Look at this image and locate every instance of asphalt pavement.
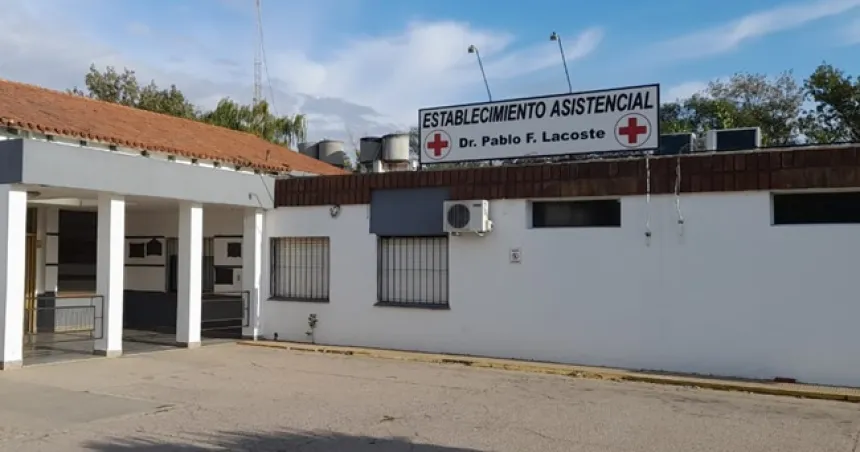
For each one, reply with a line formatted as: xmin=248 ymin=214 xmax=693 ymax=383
xmin=0 ymin=344 xmax=856 ymax=451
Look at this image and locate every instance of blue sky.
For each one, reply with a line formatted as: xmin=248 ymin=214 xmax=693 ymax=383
xmin=1 ymin=0 xmax=860 ymax=141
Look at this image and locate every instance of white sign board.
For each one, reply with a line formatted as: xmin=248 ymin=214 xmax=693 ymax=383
xmin=418 ymin=84 xmax=660 ymax=163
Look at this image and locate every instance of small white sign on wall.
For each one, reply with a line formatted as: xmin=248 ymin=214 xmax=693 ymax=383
xmin=509 ymin=248 xmax=522 ymax=264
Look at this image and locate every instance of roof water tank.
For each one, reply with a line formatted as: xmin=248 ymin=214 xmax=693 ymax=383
xmin=318 ymin=139 xmax=347 ymax=167
xmin=297 ymin=142 xmax=318 ymax=159
xmin=359 ymin=137 xmax=382 ymax=163
xmin=381 ymin=133 xmax=410 ymax=162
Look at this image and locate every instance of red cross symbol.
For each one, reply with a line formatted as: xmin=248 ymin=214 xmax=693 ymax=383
xmin=614 ymin=113 xmax=651 ymax=148
xmin=424 ymin=130 xmax=451 ymax=160
xmin=618 ymin=117 xmax=648 ymax=144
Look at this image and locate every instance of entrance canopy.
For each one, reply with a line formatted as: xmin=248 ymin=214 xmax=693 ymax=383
xmin=0 ymin=138 xmax=274 ymax=209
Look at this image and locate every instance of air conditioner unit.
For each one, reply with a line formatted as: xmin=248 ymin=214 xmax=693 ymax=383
xmin=705 ymin=127 xmax=762 ymax=152
xmin=657 ymin=133 xmax=696 ymax=155
xmin=443 ymin=200 xmax=493 ymax=234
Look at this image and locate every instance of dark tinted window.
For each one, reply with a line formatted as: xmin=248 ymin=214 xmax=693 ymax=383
xmin=214 ymin=267 xmax=234 ymax=285
xmin=773 ymin=192 xmax=860 ymax=225
xmin=57 ymin=210 xmax=97 ymax=292
xmin=532 ymin=200 xmax=621 ymax=228
xmin=226 ymin=242 xmax=242 ymax=258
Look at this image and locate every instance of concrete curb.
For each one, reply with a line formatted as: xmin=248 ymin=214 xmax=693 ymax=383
xmin=238 ymin=341 xmax=860 ymax=403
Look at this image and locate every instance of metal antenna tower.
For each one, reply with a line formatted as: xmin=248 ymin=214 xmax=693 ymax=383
xmin=253 ymin=0 xmax=263 ymax=106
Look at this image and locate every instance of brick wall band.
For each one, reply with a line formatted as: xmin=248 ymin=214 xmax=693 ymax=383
xmin=274 ymin=145 xmax=860 ymax=207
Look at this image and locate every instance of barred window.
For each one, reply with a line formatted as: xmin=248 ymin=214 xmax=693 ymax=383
xmin=377 ymin=236 xmax=449 ymax=308
xmin=270 ymin=237 xmax=330 ymax=301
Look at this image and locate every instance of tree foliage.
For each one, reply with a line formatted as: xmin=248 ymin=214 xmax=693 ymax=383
xmin=69 ymin=64 xmax=306 ymax=147
xmin=660 ymin=71 xmax=805 ymax=146
xmin=69 ymin=65 xmax=197 ymax=119
xmin=658 ymin=64 xmax=860 ymax=148
xmin=200 ymin=98 xmax=306 ymax=146
xmin=802 ymin=63 xmax=860 ymax=144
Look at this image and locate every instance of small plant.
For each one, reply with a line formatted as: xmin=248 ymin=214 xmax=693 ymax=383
xmin=305 ymin=313 xmax=318 ymax=344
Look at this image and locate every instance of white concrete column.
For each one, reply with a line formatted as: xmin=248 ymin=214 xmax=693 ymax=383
xmin=241 ymin=209 xmax=264 ymax=339
xmin=43 ymin=208 xmax=59 ymax=294
xmin=94 ymin=194 xmax=125 ymax=357
xmin=0 ymin=186 xmax=27 ymax=370
xmin=176 ymin=202 xmax=202 ymax=348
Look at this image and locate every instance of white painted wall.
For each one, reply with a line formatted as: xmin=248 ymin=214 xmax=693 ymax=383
xmin=123 ymin=206 xmax=244 ymax=292
xmin=262 ymin=192 xmax=860 ymax=387
xmin=125 ymin=207 xmax=244 ymax=237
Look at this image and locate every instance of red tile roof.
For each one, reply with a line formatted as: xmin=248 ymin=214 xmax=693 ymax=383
xmin=0 ymin=79 xmax=348 ymax=175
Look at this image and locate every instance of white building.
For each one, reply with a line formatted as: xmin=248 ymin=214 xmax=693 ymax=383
xmin=265 ymin=147 xmax=860 ymax=388
xmin=1 ymin=79 xmax=859 ymax=388
xmin=0 ymin=79 xmax=344 ymax=368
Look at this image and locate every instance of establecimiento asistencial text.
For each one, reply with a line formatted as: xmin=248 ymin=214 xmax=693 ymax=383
xmin=421 ymin=90 xmax=656 ymax=129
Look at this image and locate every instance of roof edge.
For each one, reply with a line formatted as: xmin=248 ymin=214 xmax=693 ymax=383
xmin=0 ymin=125 xmax=290 ymax=174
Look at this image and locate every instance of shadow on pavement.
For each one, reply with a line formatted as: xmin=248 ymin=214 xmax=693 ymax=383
xmin=82 ymin=429 xmax=481 ymax=451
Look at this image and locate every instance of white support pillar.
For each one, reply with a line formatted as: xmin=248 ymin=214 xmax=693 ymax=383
xmin=176 ymin=202 xmax=202 ymax=348
xmin=241 ymin=209 xmax=263 ymax=339
xmin=0 ymin=186 xmax=27 ymax=370
xmin=94 ymin=194 xmax=125 ymax=357
xmin=43 ymin=208 xmax=59 ymax=294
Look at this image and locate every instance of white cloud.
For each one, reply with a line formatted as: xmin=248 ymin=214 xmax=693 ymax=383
xmin=126 ymin=22 xmax=151 ymax=37
xmin=664 ymin=81 xmax=709 ymax=102
xmin=485 ymin=28 xmax=603 ymax=80
xmin=268 ymin=22 xmax=604 ymax=124
xmin=654 ymin=0 xmax=860 ymax=59
xmin=840 ymin=16 xmax=860 ymax=43
xmin=0 ymin=0 xmax=603 ymax=139
xmin=304 ymin=113 xmax=347 ymax=134
xmin=0 ymin=1 xmax=122 ymax=88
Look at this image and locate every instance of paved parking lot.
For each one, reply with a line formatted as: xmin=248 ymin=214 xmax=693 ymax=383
xmin=0 ymin=344 xmax=857 ymax=452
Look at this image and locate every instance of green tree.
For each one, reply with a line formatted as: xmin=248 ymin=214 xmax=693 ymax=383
xmin=409 ymin=126 xmax=420 ymax=160
xmin=274 ymin=109 xmax=308 ymax=147
xmin=802 ymin=63 xmax=860 ymax=144
xmin=200 ymin=99 xmax=307 ymax=146
xmin=70 ymin=64 xmax=307 ymax=147
xmin=659 ymin=72 xmax=805 ymax=146
xmin=659 ymin=101 xmax=696 ymax=134
xmin=705 ymin=72 xmax=804 ymax=145
xmin=137 ymin=83 xmax=198 ymax=119
xmin=69 ymin=64 xmax=197 ymax=119
xmin=199 ymin=98 xmax=245 ymax=131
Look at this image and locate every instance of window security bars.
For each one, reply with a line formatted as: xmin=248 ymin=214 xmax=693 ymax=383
xmin=270 ymin=237 xmax=331 ymax=301
xmin=377 ymin=236 xmax=449 ymax=308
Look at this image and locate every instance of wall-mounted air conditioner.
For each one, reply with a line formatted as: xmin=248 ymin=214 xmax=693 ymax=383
xmin=442 ymin=200 xmax=492 ymax=234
